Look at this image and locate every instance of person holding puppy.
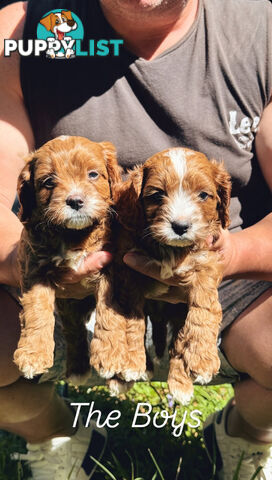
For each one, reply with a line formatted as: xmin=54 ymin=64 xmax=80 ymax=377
xmin=0 ymin=0 xmax=272 ymax=478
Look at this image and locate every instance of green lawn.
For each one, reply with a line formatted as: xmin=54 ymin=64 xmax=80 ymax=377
xmin=0 ymin=382 xmax=233 ymax=480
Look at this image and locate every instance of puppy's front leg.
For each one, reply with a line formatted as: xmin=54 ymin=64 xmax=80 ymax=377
xmin=14 ymin=284 xmax=56 ymax=379
xmin=167 ymin=304 xmax=194 ymax=405
xmin=122 ymin=304 xmax=146 ymax=382
xmin=181 ymin=269 xmax=222 ymax=385
xmin=90 ymin=274 xmax=128 ymax=379
xmin=56 ymin=296 xmax=94 ymax=384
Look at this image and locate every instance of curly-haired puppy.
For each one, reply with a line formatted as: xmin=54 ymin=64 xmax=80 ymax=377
xmin=90 ymin=147 xmax=231 ymax=404
xmin=14 ymin=136 xmax=121 ymax=381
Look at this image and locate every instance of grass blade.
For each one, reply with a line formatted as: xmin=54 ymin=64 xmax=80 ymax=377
xmin=232 ymin=452 xmax=244 ymax=480
xmin=125 ymin=450 xmax=135 ymax=480
xmin=67 ymin=458 xmax=77 ymax=480
xmin=90 ymin=456 xmax=117 ymax=480
xmin=148 ymin=449 xmax=164 ymax=480
xmin=175 ymin=457 xmax=182 ymax=480
xmin=250 ymin=466 xmax=263 ymax=480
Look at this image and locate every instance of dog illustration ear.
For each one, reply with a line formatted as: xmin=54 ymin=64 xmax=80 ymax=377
xmin=40 ymin=13 xmax=54 ymax=31
xmin=17 ymin=155 xmax=37 ymax=224
xmin=211 ymin=160 xmax=231 ymax=229
xmin=61 ymin=10 xmax=73 ymax=21
xmin=100 ymin=141 xmax=122 ymax=186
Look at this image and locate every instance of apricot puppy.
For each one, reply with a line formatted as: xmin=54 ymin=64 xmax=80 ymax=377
xmin=91 ymin=147 xmax=231 ymax=404
xmin=14 ymin=136 xmax=121 ymax=381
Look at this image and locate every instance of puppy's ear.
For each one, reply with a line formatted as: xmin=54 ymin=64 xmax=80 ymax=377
xmin=17 ymin=155 xmax=37 ymax=224
xmin=40 ymin=13 xmax=54 ymax=31
xmin=211 ymin=160 xmax=231 ymax=229
xmin=115 ymin=166 xmax=145 ymax=231
xmin=100 ymin=141 xmax=122 ymax=186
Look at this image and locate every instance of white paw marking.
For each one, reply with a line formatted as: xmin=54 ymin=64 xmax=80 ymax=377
xmin=170 ymin=388 xmax=194 ymax=406
xmin=122 ymin=369 xmax=147 ymax=382
xmin=99 ymin=369 xmax=116 ymax=379
xmin=194 ymin=373 xmax=213 ymax=385
xmin=21 ymin=365 xmax=48 ymax=379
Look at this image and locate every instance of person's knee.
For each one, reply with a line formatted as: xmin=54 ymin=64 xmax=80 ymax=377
xmin=221 ymin=289 xmax=272 ymax=390
xmin=251 ymin=370 xmax=272 ymax=390
xmin=0 ymin=287 xmax=21 ymax=386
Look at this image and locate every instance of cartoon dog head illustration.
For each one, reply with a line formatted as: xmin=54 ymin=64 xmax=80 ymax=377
xmin=40 ymin=10 xmax=78 ymax=41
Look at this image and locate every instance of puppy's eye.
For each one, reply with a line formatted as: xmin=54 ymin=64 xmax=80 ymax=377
xmin=55 ymin=19 xmax=60 ymax=24
xmin=198 ymin=191 xmax=209 ymax=201
xmin=88 ymin=170 xmax=99 ymax=180
xmin=146 ymin=189 xmax=165 ymax=202
xmin=42 ymin=177 xmax=55 ymax=189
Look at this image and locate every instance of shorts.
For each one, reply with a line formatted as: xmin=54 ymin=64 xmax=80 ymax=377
xmin=3 ymin=278 xmax=271 ymax=386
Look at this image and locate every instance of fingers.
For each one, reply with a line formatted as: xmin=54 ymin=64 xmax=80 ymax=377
xmin=210 ymin=227 xmax=228 ymax=251
xmin=206 ymin=234 xmax=214 ymax=248
xmin=78 ymin=251 xmax=112 ymax=274
xmin=123 ymin=253 xmax=178 ymax=286
xmin=62 ymin=251 xmax=112 ymax=284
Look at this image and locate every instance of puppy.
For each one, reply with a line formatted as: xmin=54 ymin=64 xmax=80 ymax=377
xmin=90 ymin=147 xmax=231 ymax=404
xmin=40 ymin=10 xmax=77 ymax=40
xmin=40 ymin=10 xmax=77 ymax=58
xmin=14 ymin=136 xmax=120 ymax=381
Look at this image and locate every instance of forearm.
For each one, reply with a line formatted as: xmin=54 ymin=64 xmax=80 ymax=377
xmin=224 ymin=213 xmax=272 ymax=281
xmin=0 ymin=203 xmax=22 ymax=286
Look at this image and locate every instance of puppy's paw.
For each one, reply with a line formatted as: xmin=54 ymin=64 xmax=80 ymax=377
xmin=189 ymin=352 xmax=220 ymax=385
xmin=107 ymin=377 xmax=134 ymax=396
xmin=121 ymin=368 xmax=148 ymax=382
xmin=193 ymin=372 xmax=213 ymax=385
xmin=121 ymin=351 xmax=146 ymax=382
xmin=168 ymin=377 xmax=194 ymax=406
xmin=90 ymin=337 xmax=127 ymax=379
xmin=90 ymin=354 xmax=124 ymax=379
xmin=13 ymin=348 xmax=53 ymax=379
xmin=98 ymin=367 xmax=119 ymax=379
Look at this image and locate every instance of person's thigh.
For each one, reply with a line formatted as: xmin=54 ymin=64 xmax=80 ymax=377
xmin=0 ymin=286 xmax=21 ymax=386
xmin=221 ymin=287 xmax=272 ymax=389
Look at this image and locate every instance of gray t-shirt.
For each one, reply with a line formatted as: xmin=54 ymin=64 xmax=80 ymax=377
xmin=21 ymin=0 xmax=272 ymax=230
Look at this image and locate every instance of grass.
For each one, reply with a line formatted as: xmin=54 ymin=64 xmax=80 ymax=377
xmin=0 ymin=382 xmax=234 ymax=480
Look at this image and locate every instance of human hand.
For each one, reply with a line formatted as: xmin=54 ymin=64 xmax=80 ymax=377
xmin=123 ymin=230 xmax=237 ymax=302
xmin=210 ymin=228 xmax=237 ymax=279
xmin=54 ymin=251 xmax=112 ymax=299
xmin=123 ymin=252 xmax=187 ymax=304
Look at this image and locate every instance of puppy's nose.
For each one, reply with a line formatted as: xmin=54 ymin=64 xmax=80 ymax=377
xmin=171 ymin=221 xmax=190 ymax=236
xmin=66 ymin=195 xmax=84 ymax=211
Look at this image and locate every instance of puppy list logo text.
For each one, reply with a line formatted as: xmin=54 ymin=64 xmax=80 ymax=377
xmin=4 ymin=9 xmax=123 ymax=59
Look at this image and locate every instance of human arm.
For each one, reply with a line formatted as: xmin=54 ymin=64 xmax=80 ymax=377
xmin=0 ymin=2 xmax=31 ymax=286
xmin=0 ymin=2 xmax=111 ymax=287
xmin=217 ymin=98 xmax=272 ymax=281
